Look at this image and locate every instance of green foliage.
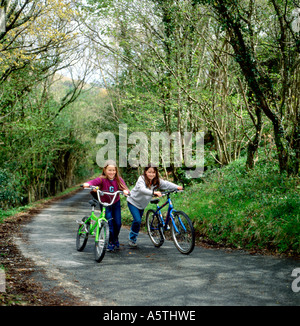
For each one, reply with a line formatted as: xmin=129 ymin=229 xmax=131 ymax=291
xmin=0 ymin=67 xmax=97 ymax=206
xmin=173 ymin=158 xmax=300 ymax=254
xmin=0 ymin=169 xmax=22 ymax=210
xmin=1 ymin=0 xmax=299 ymax=258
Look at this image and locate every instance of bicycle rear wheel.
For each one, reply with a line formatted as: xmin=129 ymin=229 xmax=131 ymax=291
xmin=146 ymin=209 xmax=164 ymax=247
xmin=76 ymin=216 xmax=89 ymax=251
xmin=171 ymin=211 xmax=195 ymax=254
xmin=94 ymin=220 xmax=109 ymax=263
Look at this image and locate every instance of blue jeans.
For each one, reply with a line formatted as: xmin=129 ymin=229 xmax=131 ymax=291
xmin=105 ymin=200 xmax=122 ymax=244
xmin=128 ymin=202 xmax=144 ymax=243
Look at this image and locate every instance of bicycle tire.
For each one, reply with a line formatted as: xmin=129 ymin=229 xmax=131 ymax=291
xmin=94 ymin=220 xmax=109 ymax=263
xmin=171 ymin=211 xmax=195 ymax=254
xmin=76 ymin=216 xmax=89 ymax=251
xmin=146 ymin=209 xmax=164 ymax=247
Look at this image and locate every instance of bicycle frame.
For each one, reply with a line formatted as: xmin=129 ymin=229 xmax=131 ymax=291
xmin=77 ymin=187 xmax=123 ymax=241
xmin=147 ymin=189 xmax=195 ymax=255
xmin=83 ymin=206 xmax=108 ymax=242
xmin=153 ymin=194 xmax=185 ymax=234
xmin=77 ymin=186 xmax=125 ymax=262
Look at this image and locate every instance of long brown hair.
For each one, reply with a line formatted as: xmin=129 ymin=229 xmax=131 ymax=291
xmin=143 ymin=166 xmax=160 ymax=189
xmin=100 ymin=160 xmax=128 ymax=191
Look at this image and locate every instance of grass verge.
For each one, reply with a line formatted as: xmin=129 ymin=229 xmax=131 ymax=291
xmin=171 ymin=158 xmax=299 ymax=255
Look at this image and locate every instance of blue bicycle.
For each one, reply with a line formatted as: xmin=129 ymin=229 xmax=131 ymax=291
xmin=146 ymin=190 xmax=195 ymax=254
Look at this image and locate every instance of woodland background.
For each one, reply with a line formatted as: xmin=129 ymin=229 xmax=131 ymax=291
xmin=0 ymin=0 xmax=299 ymax=254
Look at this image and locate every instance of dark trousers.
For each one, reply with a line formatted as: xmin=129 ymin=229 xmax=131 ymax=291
xmin=127 ymin=202 xmax=144 ymax=243
xmin=105 ymin=200 xmax=122 ymax=244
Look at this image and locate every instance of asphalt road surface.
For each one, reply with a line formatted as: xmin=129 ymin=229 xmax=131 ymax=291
xmin=15 ymin=189 xmax=299 ymax=306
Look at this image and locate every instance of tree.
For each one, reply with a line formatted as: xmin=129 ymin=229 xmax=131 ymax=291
xmin=0 ymin=0 xmax=93 ymax=204
xmin=79 ymin=0 xmax=299 ymax=175
xmin=81 ymin=0 xmax=249 ymax=172
xmin=197 ymin=0 xmax=300 ymax=175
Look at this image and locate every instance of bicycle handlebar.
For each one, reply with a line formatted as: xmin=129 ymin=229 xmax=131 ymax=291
xmin=80 ymin=185 xmax=128 ymax=207
xmin=159 ymin=189 xmax=183 ymax=197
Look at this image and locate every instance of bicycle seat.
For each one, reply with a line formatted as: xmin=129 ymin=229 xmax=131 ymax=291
xmin=89 ymin=199 xmax=99 ymax=207
xmin=150 ymin=198 xmax=160 ymax=204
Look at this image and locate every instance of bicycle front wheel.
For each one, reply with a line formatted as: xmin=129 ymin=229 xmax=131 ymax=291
xmin=76 ymin=216 xmax=89 ymax=251
xmin=171 ymin=211 xmax=195 ymax=254
xmin=146 ymin=209 xmax=164 ymax=247
xmin=94 ymin=220 xmax=109 ymax=263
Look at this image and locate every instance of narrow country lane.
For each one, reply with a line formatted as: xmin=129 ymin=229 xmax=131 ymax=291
xmin=15 ymin=190 xmax=299 ymax=306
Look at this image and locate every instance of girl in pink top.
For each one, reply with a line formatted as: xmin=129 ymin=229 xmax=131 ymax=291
xmin=83 ymin=160 xmax=129 ymax=251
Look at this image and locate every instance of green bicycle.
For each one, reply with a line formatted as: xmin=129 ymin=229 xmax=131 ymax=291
xmin=76 ymin=186 xmax=123 ymax=263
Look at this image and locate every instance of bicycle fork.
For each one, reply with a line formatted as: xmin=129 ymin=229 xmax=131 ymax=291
xmin=171 ymin=212 xmax=188 ymax=235
xmin=76 ymin=219 xmax=89 ymax=234
xmin=158 ymin=199 xmax=187 ymax=236
xmin=95 ymin=220 xmax=101 ymax=242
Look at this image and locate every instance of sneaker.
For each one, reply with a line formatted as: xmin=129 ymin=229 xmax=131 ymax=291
xmin=107 ymin=243 xmax=115 ymax=252
xmin=128 ymin=240 xmax=137 ymax=248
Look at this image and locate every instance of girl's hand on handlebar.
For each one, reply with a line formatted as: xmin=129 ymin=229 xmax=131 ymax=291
xmin=153 ymin=191 xmax=162 ymax=197
xmin=82 ymin=183 xmax=98 ymax=192
xmin=123 ymin=189 xmax=130 ymax=196
xmin=177 ymin=186 xmax=183 ymax=191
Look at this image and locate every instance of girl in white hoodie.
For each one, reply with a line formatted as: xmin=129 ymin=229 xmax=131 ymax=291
xmin=127 ymin=166 xmax=183 ymax=247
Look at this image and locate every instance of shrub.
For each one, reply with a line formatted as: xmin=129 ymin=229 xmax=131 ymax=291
xmin=0 ymin=169 xmax=22 ymax=210
xmin=173 ymin=158 xmax=300 ymax=255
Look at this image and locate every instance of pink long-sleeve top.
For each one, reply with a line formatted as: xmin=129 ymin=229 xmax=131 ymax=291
xmin=87 ymin=176 xmax=127 ymax=204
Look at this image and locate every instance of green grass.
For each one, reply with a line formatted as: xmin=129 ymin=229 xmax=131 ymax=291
xmin=170 ymin=158 xmax=300 ymax=254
